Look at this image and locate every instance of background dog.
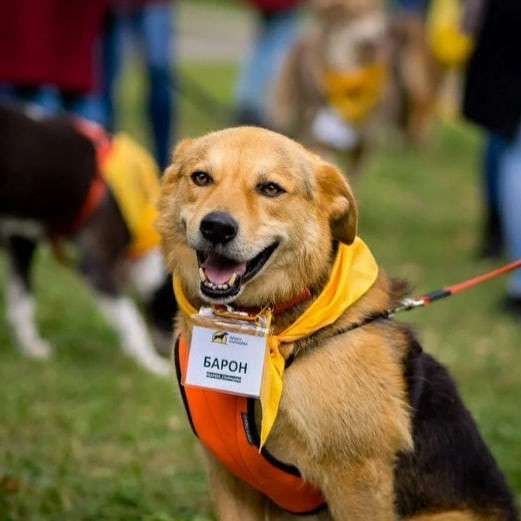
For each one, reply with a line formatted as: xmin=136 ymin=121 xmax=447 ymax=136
xmin=0 ymin=104 xmax=176 ymax=376
xmin=272 ymin=0 xmax=388 ymax=177
xmin=158 ymin=126 xmax=518 ymax=520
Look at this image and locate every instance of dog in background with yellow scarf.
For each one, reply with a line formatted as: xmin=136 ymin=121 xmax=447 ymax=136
xmin=158 ymin=127 xmax=517 ymax=521
xmin=0 ymin=104 xmax=175 ymax=376
xmin=271 ymin=0 xmax=388 ymax=178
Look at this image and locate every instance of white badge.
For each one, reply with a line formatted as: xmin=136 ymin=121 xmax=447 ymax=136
xmin=185 ymin=325 xmax=268 ymax=398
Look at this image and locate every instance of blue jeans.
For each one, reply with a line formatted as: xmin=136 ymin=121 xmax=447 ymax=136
xmin=101 ymin=2 xmax=175 ymax=170
xmin=483 ymin=134 xmax=508 ymax=224
xmin=499 ymin=127 xmax=521 ymax=298
xmin=235 ymin=10 xmax=299 ymax=125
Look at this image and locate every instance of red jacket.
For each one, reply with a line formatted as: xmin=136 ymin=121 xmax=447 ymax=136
xmin=0 ymin=0 xmax=108 ymax=93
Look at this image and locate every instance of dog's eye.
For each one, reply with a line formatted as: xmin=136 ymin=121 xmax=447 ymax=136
xmin=257 ymin=181 xmax=286 ymax=198
xmin=191 ymin=171 xmax=213 ymax=187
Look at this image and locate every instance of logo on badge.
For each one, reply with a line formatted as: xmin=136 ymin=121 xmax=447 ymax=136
xmin=211 ymin=331 xmax=229 ymax=344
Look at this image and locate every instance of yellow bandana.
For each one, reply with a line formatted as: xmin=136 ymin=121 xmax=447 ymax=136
xmin=427 ymin=0 xmax=473 ymax=69
xmin=101 ymin=133 xmax=161 ymax=258
xmin=174 ymin=237 xmax=378 ymax=447
xmin=324 ymin=64 xmax=386 ymax=124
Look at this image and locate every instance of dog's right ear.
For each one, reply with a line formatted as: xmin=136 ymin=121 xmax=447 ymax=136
xmin=317 ymin=162 xmax=358 ymax=245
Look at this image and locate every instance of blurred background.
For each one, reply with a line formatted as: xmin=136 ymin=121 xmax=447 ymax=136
xmin=0 ymin=0 xmax=520 ymax=519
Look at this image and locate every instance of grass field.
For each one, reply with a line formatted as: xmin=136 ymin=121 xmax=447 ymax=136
xmin=1 ymin=60 xmax=520 ymax=520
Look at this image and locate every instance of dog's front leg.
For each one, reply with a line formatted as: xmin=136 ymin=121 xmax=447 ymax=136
xmin=78 ymin=245 xmax=170 ymax=376
xmin=205 ymin=450 xmax=266 ymax=521
xmin=320 ymin=458 xmax=397 ymax=521
xmin=96 ymin=294 xmax=170 ymax=376
xmin=5 ymin=235 xmax=51 ymax=358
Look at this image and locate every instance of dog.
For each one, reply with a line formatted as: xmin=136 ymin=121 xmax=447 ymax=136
xmin=158 ymin=126 xmax=518 ymax=520
xmin=0 ymin=104 xmax=176 ymax=376
xmin=272 ymin=0 xmax=388 ymax=177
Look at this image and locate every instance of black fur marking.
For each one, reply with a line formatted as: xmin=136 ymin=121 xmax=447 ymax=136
xmin=7 ymin=235 xmax=37 ymax=290
xmin=76 ymin=193 xmax=130 ymax=296
xmin=395 ymin=329 xmax=519 ymax=520
xmin=146 ymin=274 xmax=178 ymax=333
xmin=0 ymin=104 xmax=96 ymax=230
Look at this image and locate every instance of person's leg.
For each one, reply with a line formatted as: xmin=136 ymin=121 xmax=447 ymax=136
xmin=138 ymin=2 xmax=175 ymax=171
xmin=99 ymin=9 xmax=124 ymax=131
xmin=57 ymin=9 xmax=123 ymax=126
xmin=234 ymin=9 xmax=300 ymax=127
xmin=391 ymin=0 xmax=428 ymax=16
xmin=480 ymin=133 xmax=508 ymax=258
xmin=499 ymin=126 xmax=521 ymax=303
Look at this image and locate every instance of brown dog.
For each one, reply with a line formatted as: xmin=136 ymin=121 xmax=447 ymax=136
xmin=272 ymin=0 xmax=388 ymax=177
xmin=158 ymin=127 xmax=517 ymax=521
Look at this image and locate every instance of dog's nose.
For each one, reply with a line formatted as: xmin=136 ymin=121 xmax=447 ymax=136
xmin=200 ymin=212 xmax=238 ymax=245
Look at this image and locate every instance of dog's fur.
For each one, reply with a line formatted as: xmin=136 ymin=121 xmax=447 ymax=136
xmin=387 ymin=8 xmax=442 ymax=145
xmin=272 ymin=0 xmax=388 ymax=177
xmin=158 ymin=127 xmax=518 ymax=520
xmin=0 ymin=104 xmax=176 ymax=375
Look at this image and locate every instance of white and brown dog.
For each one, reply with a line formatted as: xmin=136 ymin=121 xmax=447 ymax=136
xmin=272 ymin=0 xmax=388 ymax=177
xmin=0 ymin=104 xmax=176 ymax=376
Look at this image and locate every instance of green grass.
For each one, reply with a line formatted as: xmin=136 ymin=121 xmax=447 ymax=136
xmin=1 ymin=61 xmax=520 ymax=519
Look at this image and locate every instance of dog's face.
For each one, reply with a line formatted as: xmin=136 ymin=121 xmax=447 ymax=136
xmin=322 ymin=10 xmax=387 ymax=73
xmin=158 ymin=127 xmax=357 ymax=307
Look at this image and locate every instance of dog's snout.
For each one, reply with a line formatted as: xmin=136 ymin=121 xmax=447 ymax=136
xmin=200 ymin=212 xmax=238 ymax=245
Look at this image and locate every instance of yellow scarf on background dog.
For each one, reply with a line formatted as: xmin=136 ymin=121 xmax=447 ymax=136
xmin=174 ymin=237 xmax=378 ymax=447
xmin=101 ymin=133 xmax=161 ymax=258
xmin=324 ymin=64 xmax=386 ymax=124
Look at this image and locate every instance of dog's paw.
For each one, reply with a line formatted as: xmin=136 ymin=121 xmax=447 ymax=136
xmin=20 ymin=338 xmax=53 ymax=359
xmin=139 ymin=353 xmax=171 ymax=377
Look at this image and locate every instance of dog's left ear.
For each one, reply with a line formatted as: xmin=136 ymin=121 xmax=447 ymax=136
xmin=317 ymin=162 xmax=358 ymax=244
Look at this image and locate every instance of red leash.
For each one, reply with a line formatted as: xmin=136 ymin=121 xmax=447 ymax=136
xmin=411 ymin=258 xmax=521 ymax=309
xmin=329 ymin=259 xmax=521 ymax=335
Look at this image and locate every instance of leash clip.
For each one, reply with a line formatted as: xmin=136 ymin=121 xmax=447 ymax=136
xmin=390 ymin=297 xmax=426 ymax=316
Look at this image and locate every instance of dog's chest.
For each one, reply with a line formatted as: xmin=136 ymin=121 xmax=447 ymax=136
xmin=262 ymin=335 xmax=413 ymax=475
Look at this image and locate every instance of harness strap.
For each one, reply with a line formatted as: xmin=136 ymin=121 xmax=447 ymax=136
xmin=68 ymin=174 xmax=108 ymax=233
xmin=53 ymin=119 xmax=112 ymax=238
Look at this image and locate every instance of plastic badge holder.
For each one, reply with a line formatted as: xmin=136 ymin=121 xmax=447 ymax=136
xmin=184 ymin=307 xmax=272 ymax=398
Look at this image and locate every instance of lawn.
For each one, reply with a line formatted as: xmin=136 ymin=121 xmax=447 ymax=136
xmin=1 ymin=60 xmax=520 ymax=520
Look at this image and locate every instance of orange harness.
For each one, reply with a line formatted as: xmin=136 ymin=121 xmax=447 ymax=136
xmin=70 ymin=119 xmax=112 ymax=233
xmin=174 ymin=335 xmax=326 ymax=515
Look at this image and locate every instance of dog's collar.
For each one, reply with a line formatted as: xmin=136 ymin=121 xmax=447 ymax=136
xmin=211 ymin=288 xmax=313 ymax=318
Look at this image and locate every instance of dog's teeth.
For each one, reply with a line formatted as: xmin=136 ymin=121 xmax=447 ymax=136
xmin=199 ymin=268 xmax=206 ymax=282
xmin=229 ymin=273 xmax=237 ymax=286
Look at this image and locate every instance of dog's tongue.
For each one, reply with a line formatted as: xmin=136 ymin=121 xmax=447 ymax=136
xmin=202 ymin=253 xmax=247 ymax=285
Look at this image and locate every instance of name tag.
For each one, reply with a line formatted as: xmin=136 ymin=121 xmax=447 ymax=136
xmin=185 ymin=325 xmax=268 ymax=398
